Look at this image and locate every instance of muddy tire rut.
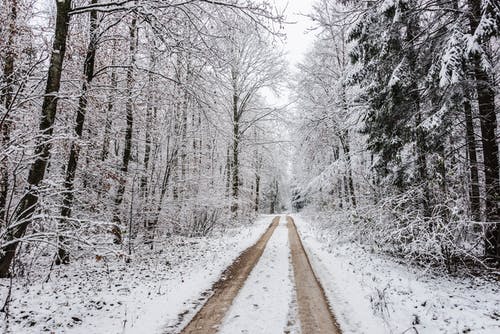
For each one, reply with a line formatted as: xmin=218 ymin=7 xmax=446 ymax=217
xmin=287 ymin=216 xmax=342 ymax=334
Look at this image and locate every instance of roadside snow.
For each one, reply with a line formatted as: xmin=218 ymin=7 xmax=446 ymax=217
xmin=0 ymin=216 xmax=273 ymax=334
xmin=219 ymin=215 xmax=295 ymax=334
xmin=292 ymin=214 xmax=500 ymax=334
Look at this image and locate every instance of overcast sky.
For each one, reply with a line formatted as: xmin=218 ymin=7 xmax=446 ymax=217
xmin=275 ymin=0 xmax=316 ymax=68
xmin=261 ymin=0 xmax=316 ymax=106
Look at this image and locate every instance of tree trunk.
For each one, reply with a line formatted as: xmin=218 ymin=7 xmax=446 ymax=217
xmin=140 ymin=53 xmax=156 ymax=228
xmin=231 ymin=73 xmax=239 ymax=213
xmin=96 ymin=61 xmax=116 ymax=202
xmin=339 ymin=83 xmax=356 ymax=209
xmin=332 ymin=146 xmax=343 ymax=209
xmin=463 ymin=97 xmax=481 ymax=221
xmin=405 ymin=5 xmax=430 ymax=216
xmin=180 ymin=90 xmax=188 ymax=197
xmin=141 ymin=102 xmax=152 ymax=195
xmin=468 ymin=0 xmax=500 ymax=261
xmin=153 ymin=161 xmax=174 ymax=227
xmin=0 ymin=0 xmax=17 ymax=226
xmin=340 ymin=131 xmax=357 ymax=208
xmin=254 ymin=172 xmax=260 ymax=212
xmin=0 ymin=0 xmax=72 ymax=278
xmin=112 ymin=16 xmax=137 ymax=244
xmin=415 ymin=111 xmax=430 ymax=214
xmin=56 ymin=1 xmax=98 ymax=265
xmin=100 ymin=50 xmax=117 ymax=163
xmin=225 ymin=146 xmax=231 ymax=196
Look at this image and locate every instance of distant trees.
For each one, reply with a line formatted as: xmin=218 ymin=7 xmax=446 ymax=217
xmin=293 ymin=2 xmax=362 ymax=212
xmin=293 ymin=0 xmax=500 ymax=268
xmin=213 ymin=25 xmax=286 ymax=213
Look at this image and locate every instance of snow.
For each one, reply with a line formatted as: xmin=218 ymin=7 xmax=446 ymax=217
xmin=219 ymin=215 xmax=294 ymax=334
xmin=4 ymin=213 xmax=498 ymax=334
xmin=378 ymin=0 xmax=396 ymax=15
xmin=421 ymin=105 xmax=445 ymax=131
xmin=439 ymin=28 xmax=464 ymax=87
xmin=0 ymin=216 xmax=273 ymax=334
xmin=292 ymin=214 xmax=500 ymax=334
xmin=388 ymin=61 xmax=403 ymax=88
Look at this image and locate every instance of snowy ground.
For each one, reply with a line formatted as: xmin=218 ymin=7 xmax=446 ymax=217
xmin=3 ymin=213 xmax=498 ymax=334
xmin=0 ymin=216 xmax=272 ymax=334
xmin=219 ymin=216 xmax=297 ymax=334
xmin=293 ymin=214 xmax=500 ymax=334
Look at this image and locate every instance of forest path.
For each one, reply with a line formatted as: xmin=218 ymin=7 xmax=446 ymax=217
xmin=179 ymin=216 xmax=280 ymax=334
xmin=178 ymin=215 xmax=341 ymax=334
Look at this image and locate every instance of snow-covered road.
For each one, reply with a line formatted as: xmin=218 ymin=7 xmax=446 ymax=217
xmin=0 ymin=217 xmax=275 ymax=334
xmin=183 ymin=215 xmax=339 ymax=334
xmin=182 ymin=214 xmax=500 ymax=334
xmin=218 ymin=216 xmax=294 ymax=334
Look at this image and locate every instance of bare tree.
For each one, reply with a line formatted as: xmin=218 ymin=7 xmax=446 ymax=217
xmin=0 ymin=0 xmax=18 ymax=226
xmin=213 ymin=23 xmax=285 ymax=213
xmin=0 ymin=0 xmax=73 ymax=277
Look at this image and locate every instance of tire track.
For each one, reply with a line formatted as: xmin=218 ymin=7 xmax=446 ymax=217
xmin=287 ymin=215 xmax=342 ymax=334
xmin=179 ymin=216 xmax=280 ymax=334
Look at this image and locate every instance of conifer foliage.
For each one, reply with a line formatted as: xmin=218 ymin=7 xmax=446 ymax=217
xmin=293 ymin=0 xmax=500 ymax=269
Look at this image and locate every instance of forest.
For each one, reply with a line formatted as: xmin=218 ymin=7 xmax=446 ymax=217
xmin=292 ymin=0 xmax=500 ymax=271
xmin=0 ymin=0 xmax=499 ymax=333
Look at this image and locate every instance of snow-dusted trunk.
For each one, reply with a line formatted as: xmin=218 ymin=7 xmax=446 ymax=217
xmin=463 ymin=97 xmax=480 ymax=221
xmin=112 ymin=16 xmax=137 ymax=244
xmin=332 ymin=146 xmax=344 ymax=209
xmin=100 ymin=51 xmax=117 ymax=163
xmin=96 ymin=53 xmax=117 ymax=204
xmin=339 ymin=57 xmax=356 ymax=209
xmin=0 ymin=0 xmax=17 ymax=225
xmin=467 ymin=0 xmax=500 ymax=261
xmin=180 ymin=88 xmax=188 ymax=196
xmin=231 ymin=69 xmax=240 ymax=213
xmin=56 ymin=1 xmax=98 ymax=265
xmin=0 ymin=0 xmax=72 ymax=277
xmin=340 ymin=131 xmax=356 ymax=208
xmin=153 ymin=154 xmax=174 ymax=228
xmin=225 ymin=146 xmax=231 ymax=196
xmin=140 ymin=52 xmax=158 ymax=228
xmin=254 ymin=152 xmax=262 ymax=212
xmin=406 ymin=8 xmax=429 ymax=216
xmin=415 ymin=110 xmax=429 ymax=214
xmin=141 ymin=77 xmax=154 ymax=196
xmin=254 ymin=173 xmax=260 ymax=212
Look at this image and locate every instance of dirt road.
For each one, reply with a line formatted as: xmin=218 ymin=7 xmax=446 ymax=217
xmin=180 ymin=216 xmax=280 ymax=334
xmin=178 ymin=215 xmax=341 ymax=334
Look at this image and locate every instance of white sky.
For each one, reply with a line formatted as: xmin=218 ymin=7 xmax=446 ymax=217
xmin=274 ymin=0 xmax=317 ymax=68
xmin=263 ymin=0 xmax=317 ymax=106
